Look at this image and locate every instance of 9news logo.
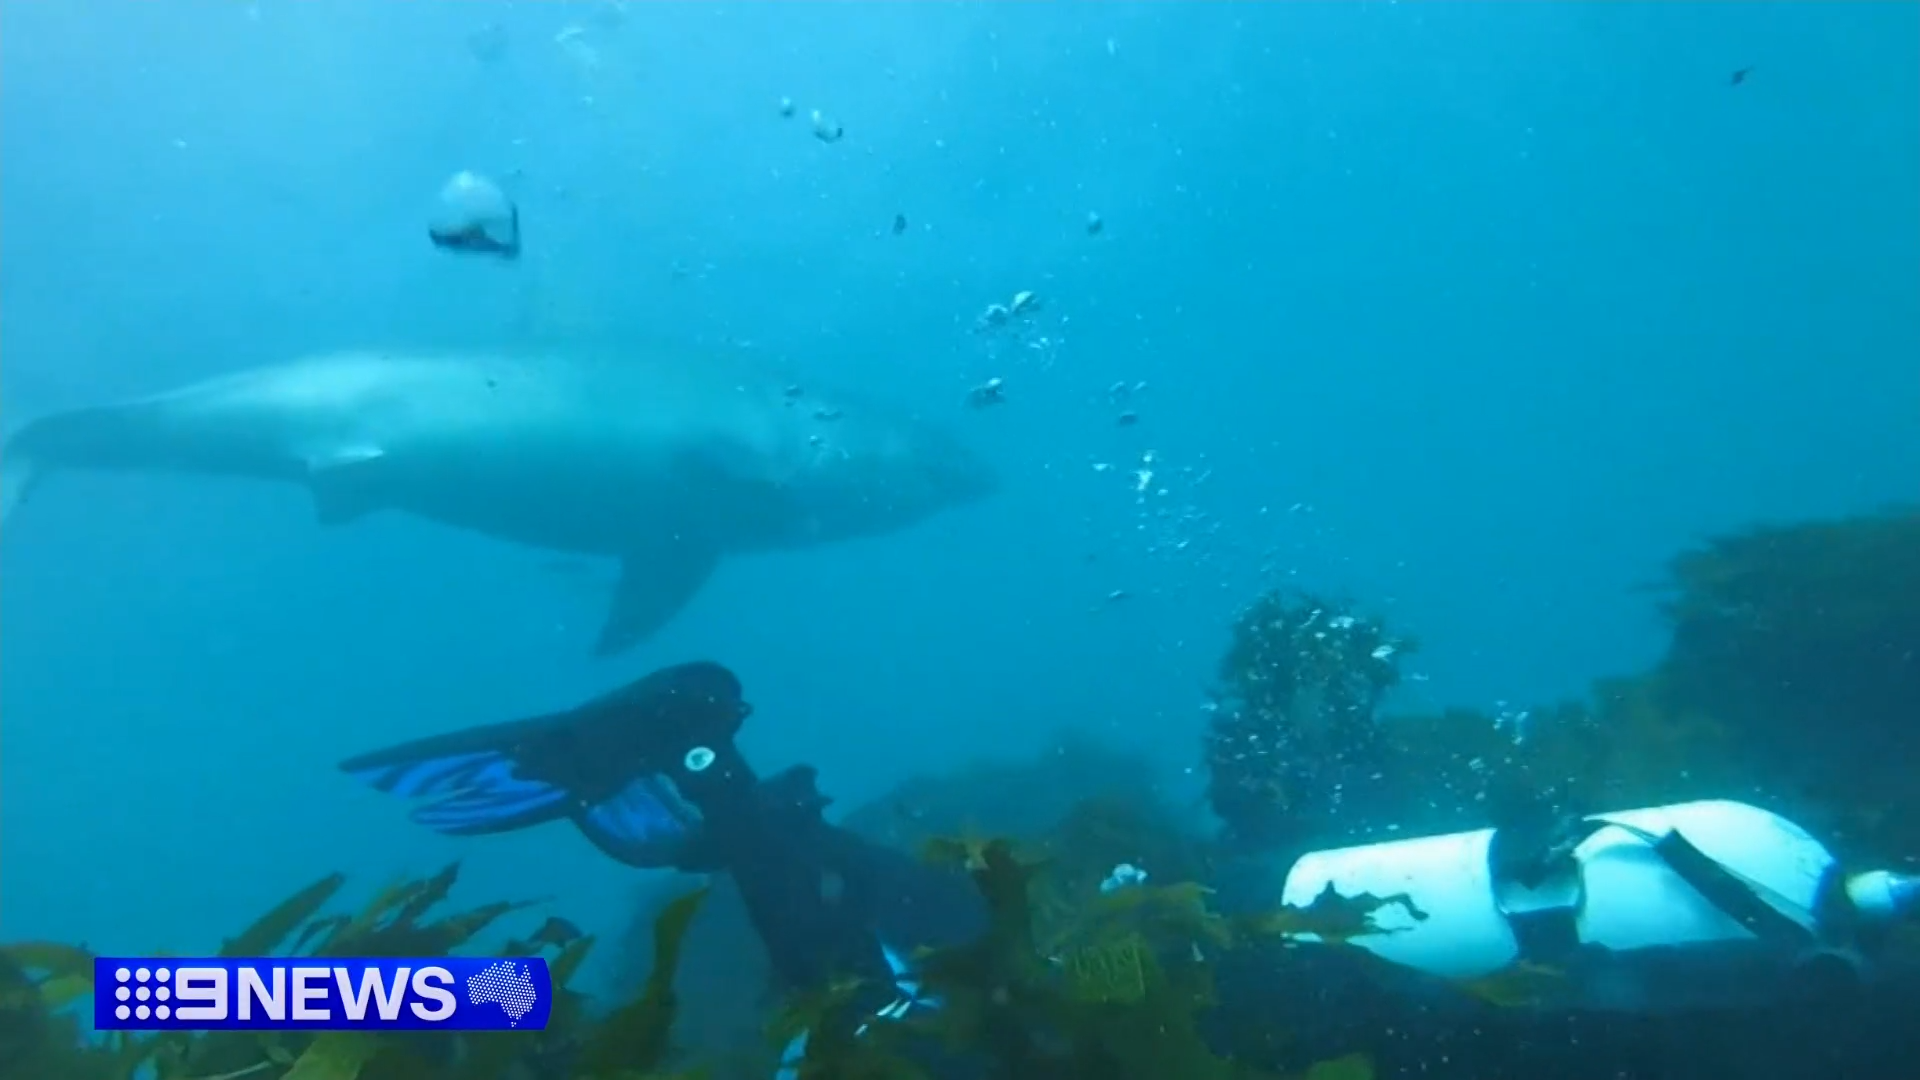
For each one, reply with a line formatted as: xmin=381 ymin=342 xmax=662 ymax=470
xmin=94 ymin=957 xmax=552 ymax=1032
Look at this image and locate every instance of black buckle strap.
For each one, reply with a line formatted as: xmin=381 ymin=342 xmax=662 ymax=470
xmin=1632 ymin=823 xmax=1815 ymax=949
xmin=1489 ymin=817 xmax=1603 ymax=964
xmin=1490 ymin=813 xmax=1820 ymax=963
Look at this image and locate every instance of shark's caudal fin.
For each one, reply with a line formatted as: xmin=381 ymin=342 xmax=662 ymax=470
xmin=1 ymin=403 xmax=162 ymax=529
xmin=595 ymin=537 xmax=721 ymax=656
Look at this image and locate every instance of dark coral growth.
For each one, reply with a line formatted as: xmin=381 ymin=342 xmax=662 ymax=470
xmin=1377 ymin=679 xmax=1744 ymax=837
xmin=1205 ymin=590 xmax=1416 ymax=849
xmin=1658 ymin=506 xmax=1920 ymax=733
xmin=1652 ymin=506 xmax=1920 ymax=854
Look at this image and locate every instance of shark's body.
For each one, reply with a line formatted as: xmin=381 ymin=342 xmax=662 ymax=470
xmin=0 ymin=348 xmax=996 ymax=653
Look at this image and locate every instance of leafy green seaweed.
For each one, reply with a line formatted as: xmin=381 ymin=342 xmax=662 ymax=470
xmin=771 ymin=830 xmax=1394 ymax=1080
xmin=575 ymin=885 xmax=707 ymax=1079
xmin=0 ymin=864 xmax=710 ymax=1080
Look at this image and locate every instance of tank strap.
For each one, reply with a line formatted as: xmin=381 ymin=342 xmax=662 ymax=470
xmin=1489 ymin=817 xmax=1595 ymax=964
xmin=1614 ymin=821 xmax=1817 ymax=948
xmin=1490 ymin=816 xmax=1818 ymax=963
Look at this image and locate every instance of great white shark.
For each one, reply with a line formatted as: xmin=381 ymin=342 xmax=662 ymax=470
xmin=0 ymin=348 xmax=997 ymax=654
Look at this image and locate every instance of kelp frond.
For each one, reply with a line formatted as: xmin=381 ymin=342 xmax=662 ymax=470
xmin=1 ymin=865 xmax=711 ymax=1080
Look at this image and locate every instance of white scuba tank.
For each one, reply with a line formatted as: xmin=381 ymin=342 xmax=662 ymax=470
xmin=1278 ymin=799 xmax=1916 ymax=1009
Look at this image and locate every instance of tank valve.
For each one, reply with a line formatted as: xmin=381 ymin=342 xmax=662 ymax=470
xmin=1846 ymin=870 xmax=1920 ymax=922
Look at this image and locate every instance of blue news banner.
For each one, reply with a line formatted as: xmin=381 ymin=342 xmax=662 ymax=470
xmin=94 ymin=957 xmax=552 ymax=1032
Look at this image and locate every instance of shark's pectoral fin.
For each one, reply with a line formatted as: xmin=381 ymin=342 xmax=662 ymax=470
xmin=595 ymin=537 xmax=720 ymax=656
xmin=305 ymin=444 xmax=389 ymax=527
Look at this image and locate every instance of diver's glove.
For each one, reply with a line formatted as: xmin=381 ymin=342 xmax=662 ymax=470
xmin=774 ymin=941 xmax=942 ymax=1080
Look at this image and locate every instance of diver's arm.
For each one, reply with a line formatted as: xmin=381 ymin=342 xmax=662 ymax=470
xmin=818 ymin=826 xmax=988 ymax=955
xmin=684 ymin=764 xmax=984 ymax=991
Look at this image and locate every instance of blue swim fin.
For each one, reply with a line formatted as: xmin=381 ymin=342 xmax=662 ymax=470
xmin=342 ymin=714 xmax=707 ymax=866
xmin=344 ymin=746 xmax=574 ymax=836
xmin=572 ymin=773 xmax=705 ymax=868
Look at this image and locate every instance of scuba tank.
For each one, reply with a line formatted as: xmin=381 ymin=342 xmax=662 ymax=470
xmin=1274 ymin=799 xmax=1919 ymax=1011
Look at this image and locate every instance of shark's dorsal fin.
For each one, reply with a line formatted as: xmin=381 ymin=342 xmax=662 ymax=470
xmin=306 ymin=444 xmax=389 ymax=527
xmin=596 ymin=537 xmax=721 ymax=656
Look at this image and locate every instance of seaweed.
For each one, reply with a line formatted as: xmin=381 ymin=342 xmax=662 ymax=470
xmin=0 ymin=863 xmax=711 ymax=1080
xmin=1236 ymin=883 xmax=1426 ymax=944
xmin=0 ymin=943 xmax=127 ymax=1080
xmin=774 ymin=829 xmax=1391 ymax=1080
xmin=574 ymin=886 xmax=707 ymax=1078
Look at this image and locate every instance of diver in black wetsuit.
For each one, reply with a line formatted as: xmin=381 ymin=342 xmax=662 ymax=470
xmin=339 ymin=661 xmax=986 ymax=1007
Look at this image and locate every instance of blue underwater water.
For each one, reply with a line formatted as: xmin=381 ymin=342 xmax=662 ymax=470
xmin=0 ymin=0 xmax=1916 ymax=1025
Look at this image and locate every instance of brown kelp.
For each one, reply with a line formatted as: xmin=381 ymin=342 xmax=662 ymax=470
xmin=772 ymin=829 xmax=1393 ymax=1080
xmin=0 ymin=864 xmax=710 ymax=1080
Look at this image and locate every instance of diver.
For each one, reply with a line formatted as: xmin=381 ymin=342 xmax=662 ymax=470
xmin=339 ymin=661 xmax=986 ymax=1015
